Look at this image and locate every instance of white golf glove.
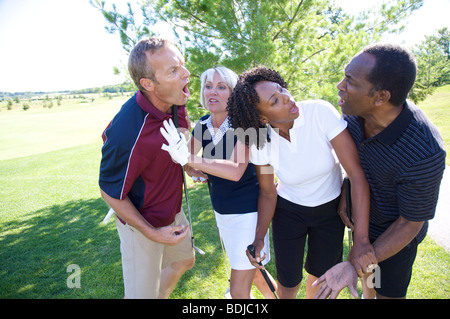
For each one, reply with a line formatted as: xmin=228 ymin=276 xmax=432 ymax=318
xmin=160 ymin=119 xmax=190 ymax=166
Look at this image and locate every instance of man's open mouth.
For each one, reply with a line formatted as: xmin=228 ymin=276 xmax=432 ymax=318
xmin=183 ymin=83 xmax=190 ymax=97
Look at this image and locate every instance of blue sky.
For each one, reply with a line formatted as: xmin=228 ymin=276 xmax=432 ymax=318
xmin=0 ymin=0 xmax=449 ymax=93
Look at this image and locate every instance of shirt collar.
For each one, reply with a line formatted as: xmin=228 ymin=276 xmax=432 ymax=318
xmin=267 ymin=103 xmax=304 ymax=139
xmin=136 ymin=90 xmax=178 ymax=121
xmin=359 ymin=101 xmax=414 ymax=145
xmin=200 ymin=115 xmax=231 ymax=145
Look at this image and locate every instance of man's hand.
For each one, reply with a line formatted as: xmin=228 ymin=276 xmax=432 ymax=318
xmin=153 ymin=224 xmax=189 ymax=246
xmin=348 ymin=240 xmax=378 ymax=277
xmin=312 ymin=261 xmax=359 ymax=299
xmin=160 ymin=119 xmax=190 ymax=166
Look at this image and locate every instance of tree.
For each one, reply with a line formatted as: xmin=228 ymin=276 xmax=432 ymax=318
xmin=91 ymin=0 xmax=423 ymax=119
xmin=410 ymin=27 xmax=450 ymax=103
xmin=436 ymin=28 xmax=450 ymax=61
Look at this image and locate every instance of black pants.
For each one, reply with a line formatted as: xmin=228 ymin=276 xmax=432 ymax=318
xmin=371 ymin=237 xmax=418 ymax=298
xmin=272 ymin=195 xmax=344 ymax=288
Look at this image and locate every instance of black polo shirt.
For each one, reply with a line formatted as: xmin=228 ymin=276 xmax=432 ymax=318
xmin=345 ymin=101 xmax=446 ymax=243
xmin=191 ymin=114 xmax=259 ymax=215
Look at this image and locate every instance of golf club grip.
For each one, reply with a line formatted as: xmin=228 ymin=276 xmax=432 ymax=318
xmin=247 ymin=245 xmax=261 ymax=265
xmin=171 ymin=105 xmax=179 ymax=128
xmin=247 ymin=245 xmax=276 ymax=292
xmin=344 ymin=177 xmax=352 ymax=222
xmin=207 ymin=180 xmax=212 ymax=194
xmin=172 ymin=105 xmax=194 ymax=242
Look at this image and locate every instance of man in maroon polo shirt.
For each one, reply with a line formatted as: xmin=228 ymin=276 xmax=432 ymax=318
xmin=99 ymin=37 xmax=195 ymax=299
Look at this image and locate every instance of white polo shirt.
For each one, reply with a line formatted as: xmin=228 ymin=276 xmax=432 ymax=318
xmin=250 ymin=99 xmax=347 ymax=207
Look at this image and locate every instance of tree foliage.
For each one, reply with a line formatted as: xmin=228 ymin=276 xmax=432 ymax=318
xmin=91 ymin=0 xmax=423 ymax=119
xmin=410 ymin=28 xmax=450 ymax=103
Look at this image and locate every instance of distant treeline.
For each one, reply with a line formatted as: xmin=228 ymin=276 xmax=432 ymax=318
xmin=0 ymin=82 xmax=136 ymax=101
xmin=69 ymin=82 xmax=136 ymax=95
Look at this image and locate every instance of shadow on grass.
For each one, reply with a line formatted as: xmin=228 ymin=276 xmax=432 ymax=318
xmin=0 ymin=181 xmax=354 ymax=299
xmin=176 ymin=183 xmax=354 ymax=299
xmin=172 ymin=183 xmax=233 ymax=299
xmin=0 ymin=183 xmax=238 ymax=299
xmin=0 ymin=198 xmax=122 ymax=298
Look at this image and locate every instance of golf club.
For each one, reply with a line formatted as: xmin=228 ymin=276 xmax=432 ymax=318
xmin=172 ymin=105 xmax=205 ymax=256
xmin=344 ymin=177 xmax=353 ymax=250
xmin=247 ymin=245 xmax=279 ymax=299
xmin=103 ymin=207 xmax=115 ymax=224
xmin=182 ymin=170 xmax=205 ymax=255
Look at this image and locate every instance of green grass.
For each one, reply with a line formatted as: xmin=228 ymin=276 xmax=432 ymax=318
xmin=417 ymin=84 xmax=450 ymax=165
xmin=0 ymin=143 xmax=122 ymax=298
xmin=0 ymin=91 xmax=449 ymax=299
xmin=0 ymin=95 xmax=124 ymax=160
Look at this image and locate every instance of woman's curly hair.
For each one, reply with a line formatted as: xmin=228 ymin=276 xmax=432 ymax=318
xmin=227 ymin=66 xmax=287 ymax=149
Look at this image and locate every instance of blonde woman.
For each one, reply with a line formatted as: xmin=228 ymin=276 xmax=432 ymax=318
xmin=186 ymin=67 xmax=276 ymax=299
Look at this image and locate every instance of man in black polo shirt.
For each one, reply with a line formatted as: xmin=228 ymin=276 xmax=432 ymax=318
xmin=314 ymin=43 xmax=446 ymax=299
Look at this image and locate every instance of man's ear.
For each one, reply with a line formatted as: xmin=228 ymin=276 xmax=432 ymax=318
xmin=374 ymin=89 xmax=391 ymax=106
xmin=140 ymin=78 xmax=154 ymax=92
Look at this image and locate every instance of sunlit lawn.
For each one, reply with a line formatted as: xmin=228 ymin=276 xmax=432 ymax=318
xmin=418 ymin=85 xmax=450 ymax=165
xmin=0 ymin=91 xmax=448 ymax=299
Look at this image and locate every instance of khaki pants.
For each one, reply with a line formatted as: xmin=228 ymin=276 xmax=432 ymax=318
xmin=115 ymin=210 xmax=195 ymax=298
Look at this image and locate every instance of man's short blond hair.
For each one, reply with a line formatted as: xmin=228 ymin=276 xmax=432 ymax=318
xmin=128 ymin=37 xmax=172 ymax=91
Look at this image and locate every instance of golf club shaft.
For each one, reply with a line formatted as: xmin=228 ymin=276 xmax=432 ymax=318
xmin=344 ymin=177 xmax=353 ymax=249
xmin=247 ymin=245 xmax=279 ymax=299
xmin=182 ymin=170 xmax=194 ymax=243
xmin=172 ymin=105 xmax=205 ymax=255
xmin=181 ymin=159 xmax=205 ymax=255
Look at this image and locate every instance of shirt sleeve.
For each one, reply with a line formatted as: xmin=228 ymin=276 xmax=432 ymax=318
xmin=398 ymin=151 xmax=446 ymax=221
xmin=99 ymin=120 xmax=150 ymax=201
xmin=316 ymin=100 xmax=347 ymax=141
xmin=99 ymin=143 xmax=139 ymax=200
xmin=249 ymin=143 xmax=270 ymax=166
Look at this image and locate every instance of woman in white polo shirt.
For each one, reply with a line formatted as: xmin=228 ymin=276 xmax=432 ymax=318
xmin=226 ymin=67 xmax=377 ymax=299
